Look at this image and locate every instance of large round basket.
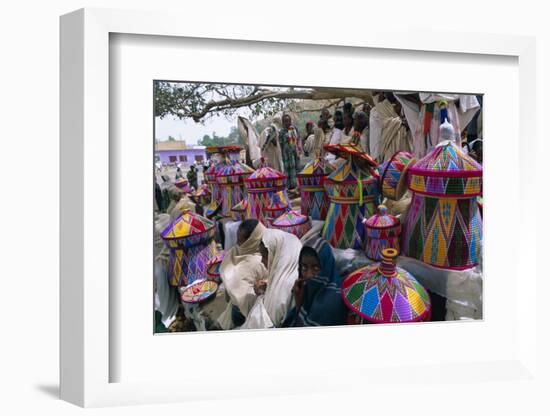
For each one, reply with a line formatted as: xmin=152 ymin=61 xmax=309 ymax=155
xmin=160 ymin=211 xmax=218 ymax=287
xmin=342 ymin=248 xmax=432 ymax=323
xmin=402 ymin=140 xmax=482 ymax=269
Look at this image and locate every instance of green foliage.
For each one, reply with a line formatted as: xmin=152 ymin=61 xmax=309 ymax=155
xmin=197 ymin=130 xmax=239 ymax=147
xmin=154 ymin=81 xmax=298 ymax=122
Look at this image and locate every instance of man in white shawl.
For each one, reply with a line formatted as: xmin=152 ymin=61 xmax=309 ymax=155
xmin=369 ymin=92 xmax=413 ymax=162
xmin=394 ymin=93 xmax=480 ymax=158
xmin=241 ymin=228 xmax=302 ymax=329
xmin=216 ymin=219 xmax=267 ymax=330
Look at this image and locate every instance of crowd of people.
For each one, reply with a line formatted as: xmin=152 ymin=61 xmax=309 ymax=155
xmin=256 ymin=91 xmax=482 ymax=195
xmin=154 ymin=90 xmax=483 ymax=332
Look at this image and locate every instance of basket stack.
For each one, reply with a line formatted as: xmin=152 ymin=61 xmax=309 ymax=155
xmin=216 ymin=159 xmax=254 ymax=220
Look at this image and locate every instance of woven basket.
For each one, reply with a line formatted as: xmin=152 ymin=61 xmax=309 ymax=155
xmin=297 ymin=157 xmax=334 ymax=220
xmin=244 ymin=166 xmax=289 ymax=224
xmin=160 ymin=211 xmax=218 ymax=287
xmin=322 ymin=152 xmax=380 ymax=249
xmin=363 ymin=205 xmax=401 ymax=261
xmin=216 ymin=160 xmax=253 ymax=220
xmin=270 ymin=209 xmax=312 ymax=238
xmin=180 ymin=279 xmax=219 ymax=304
xmin=342 ymin=248 xmax=432 ymax=323
xmin=378 ymin=151 xmax=416 ymax=201
xmin=402 ymin=140 xmax=482 ymax=269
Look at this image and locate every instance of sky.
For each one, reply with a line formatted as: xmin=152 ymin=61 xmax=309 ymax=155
xmin=154 ymin=114 xmax=237 ymax=145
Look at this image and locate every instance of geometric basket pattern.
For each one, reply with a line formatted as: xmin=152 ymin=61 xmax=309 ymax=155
xmin=364 ymin=206 xmax=401 ymax=261
xmin=402 ymin=194 xmax=482 ymax=269
xmin=342 ymin=263 xmax=432 ymax=323
xmin=341 ymin=249 xmax=432 ymax=323
xmin=297 ymin=157 xmax=333 ymax=220
xmin=216 ymin=160 xmax=254 ymax=221
xmin=160 ymin=212 xmax=218 ymax=287
xmin=403 ymin=140 xmax=482 ymax=270
xmin=244 ymin=166 xmax=289 ymax=224
xmin=322 ymin=160 xmax=380 ymax=249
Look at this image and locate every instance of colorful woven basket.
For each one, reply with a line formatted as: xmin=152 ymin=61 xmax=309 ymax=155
xmin=402 ymin=140 xmax=482 ymax=269
xmin=322 ymin=144 xmax=380 ymax=249
xmin=204 ymin=146 xmax=243 ymax=219
xmin=180 ymin=279 xmax=219 ymax=304
xmin=378 ymin=151 xmax=416 ymax=201
xmin=364 ymin=205 xmax=401 ymax=261
xmin=160 ymin=211 xmax=218 ymax=287
xmin=270 ymin=209 xmax=312 ymax=238
xmin=342 ymin=248 xmax=432 ymax=323
xmin=206 ymin=250 xmax=226 ymax=283
xmin=216 ymin=160 xmax=254 ymax=220
xmin=244 ymin=165 xmax=289 ymax=224
xmin=297 ymin=157 xmax=334 ymax=220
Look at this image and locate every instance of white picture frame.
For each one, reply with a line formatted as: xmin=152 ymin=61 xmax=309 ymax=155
xmin=60 ymin=7 xmax=541 ymax=408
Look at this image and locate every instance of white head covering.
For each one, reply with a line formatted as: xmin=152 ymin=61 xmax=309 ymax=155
xmin=217 ymin=222 xmax=267 ymax=329
xmin=241 ymin=228 xmax=301 ymax=329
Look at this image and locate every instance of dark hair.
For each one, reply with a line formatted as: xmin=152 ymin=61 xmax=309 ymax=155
xmin=334 ymin=110 xmax=344 ymax=130
xmin=238 ymin=219 xmax=259 ymax=241
xmin=343 ymin=102 xmax=353 ymax=115
xmin=298 ymin=246 xmax=319 ymax=278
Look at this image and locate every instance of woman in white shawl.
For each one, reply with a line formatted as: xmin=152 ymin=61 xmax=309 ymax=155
xmin=241 ymin=228 xmax=302 ymax=329
xmin=216 ymin=220 xmax=267 ymax=330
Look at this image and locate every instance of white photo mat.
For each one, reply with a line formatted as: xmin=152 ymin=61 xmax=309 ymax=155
xmin=60 ymin=8 xmax=538 ymax=408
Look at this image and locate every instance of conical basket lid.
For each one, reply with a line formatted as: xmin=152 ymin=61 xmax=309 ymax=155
xmin=161 ymin=211 xmax=215 ymax=241
xmin=408 ymin=140 xmax=482 ymax=197
xmin=342 ymin=249 xmax=431 ymax=323
xmin=364 ymin=205 xmax=400 ymax=229
xmin=324 ymin=143 xmax=378 ymax=175
xmin=271 ymin=209 xmax=309 ymax=226
xmin=298 ymin=157 xmax=334 ymax=177
xmin=247 ymin=165 xmax=286 ymax=181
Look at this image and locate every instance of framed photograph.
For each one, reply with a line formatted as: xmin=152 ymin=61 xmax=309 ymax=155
xmin=60 ymin=7 xmax=539 ymax=408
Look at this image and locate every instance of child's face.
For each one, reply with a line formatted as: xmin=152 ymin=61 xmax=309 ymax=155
xmin=300 ymin=254 xmax=321 ymax=280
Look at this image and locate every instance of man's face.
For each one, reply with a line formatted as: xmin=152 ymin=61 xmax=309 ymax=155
xmin=354 ymin=112 xmax=367 ymax=131
xmin=321 ymin=109 xmax=330 ymax=121
xmin=237 ymin=229 xmax=248 ymax=246
xmin=282 ymin=115 xmax=291 ymax=129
